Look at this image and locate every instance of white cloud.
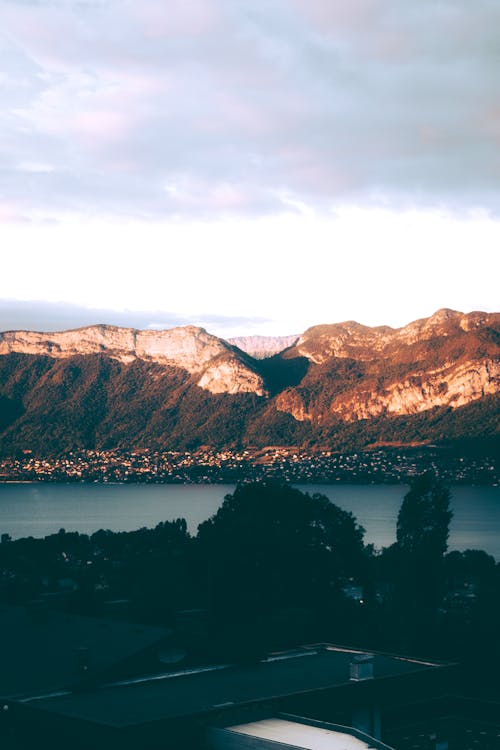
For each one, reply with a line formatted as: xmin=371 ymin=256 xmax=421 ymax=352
xmin=0 ymin=0 xmax=498 ymax=329
xmin=1 ymin=210 xmax=498 ymax=334
xmin=1 ymin=0 xmax=500 ymax=220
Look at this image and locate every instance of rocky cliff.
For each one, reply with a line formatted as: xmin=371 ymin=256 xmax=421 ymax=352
xmin=0 ymin=325 xmax=266 ymax=396
xmin=0 ymin=309 xmax=498 ymax=454
xmin=330 ymin=360 xmax=499 ymax=422
xmin=229 ymin=335 xmax=299 ymax=359
xmin=275 ymin=309 xmax=499 ymax=424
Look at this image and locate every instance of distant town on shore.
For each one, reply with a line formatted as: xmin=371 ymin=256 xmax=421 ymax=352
xmin=1 ymin=445 xmax=498 ymax=486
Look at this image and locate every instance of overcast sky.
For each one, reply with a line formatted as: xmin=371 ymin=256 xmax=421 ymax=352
xmin=1 ymin=0 xmax=498 ymax=337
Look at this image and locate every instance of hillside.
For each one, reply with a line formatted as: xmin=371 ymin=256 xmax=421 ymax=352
xmin=0 ymin=309 xmax=498 ymax=455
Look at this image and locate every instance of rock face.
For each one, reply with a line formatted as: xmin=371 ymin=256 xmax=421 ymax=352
xmin=0 ymin=325 xmax=266 ymax=396
xmin=276 ymin=309 xmax=500 ymax=423
xmin=328 ymin=360 xmax=499 ymax=422
xmin=0 ymin=309 xmax=498 ymax=453
xmin=275 ymin=389 xmax=312 ymax=422
xmin=229 ymin=335 xmax=299 ymax=359
xmin=197 ymin=354 xmax=265 ymax=395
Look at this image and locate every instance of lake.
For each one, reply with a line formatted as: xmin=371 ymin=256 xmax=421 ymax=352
xmin=1 ymin=482 xmax=499 ymax=558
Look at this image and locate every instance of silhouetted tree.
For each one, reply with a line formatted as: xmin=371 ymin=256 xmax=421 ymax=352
xmin=391 ymin=473 xmax=453 ymax=651
xmin=195 ymin=481 xmax=367 ymax=648
xmin=396 ymin=471 xmax=452 ymax=558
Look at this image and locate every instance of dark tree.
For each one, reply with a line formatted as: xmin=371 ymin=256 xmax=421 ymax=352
xmin=396 ymin=471 xmax=452 ymax=558
xmin=391 ymin=473 xmax=453 ymax=651
xmin=195 ymin=481 xmax=366 ymax=649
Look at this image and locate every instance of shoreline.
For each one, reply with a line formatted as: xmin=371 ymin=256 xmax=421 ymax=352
xmin=1 ymin=478 xmax=498 ymax=487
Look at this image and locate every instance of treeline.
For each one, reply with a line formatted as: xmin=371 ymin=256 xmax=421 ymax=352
xmin=1 ymin=477 xmax=500 ymax=684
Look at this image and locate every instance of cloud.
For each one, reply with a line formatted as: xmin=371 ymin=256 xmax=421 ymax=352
xmin=0 ymin=298 xmax=270 ymax=337
xmin=1 ymin=0 xmax=500 ymax=220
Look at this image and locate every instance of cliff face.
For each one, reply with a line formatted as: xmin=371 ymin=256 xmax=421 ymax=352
xmin=0 ymin=309 xmax=498 ymax=453
xmin=276 ymin=309 xmax=500 ymax=423
xmin=328 ymin=360 xmax=499 ymax=422
xmin=0 ymin=325 xmax=266 ymax=396
xmin=229 ymin=335 xmax=299 ymax=359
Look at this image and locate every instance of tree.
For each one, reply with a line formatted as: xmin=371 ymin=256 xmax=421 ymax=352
xmin=396 ymin=471 xmax=452 ymax=559
xmin=392 ymin=472 xmax=453 ymax=650
xmin=195 ymin=481 xmax=366 ymax=629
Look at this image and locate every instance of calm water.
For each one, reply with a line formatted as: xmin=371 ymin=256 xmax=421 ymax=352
xmin=0 ymin=482 xmax=499 ymax=558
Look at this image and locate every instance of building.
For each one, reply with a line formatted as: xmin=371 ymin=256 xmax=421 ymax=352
xmin=209 ymin=714 xmax=396 ymax=750
xmin=2 ymin=642 xmax=457 ymax=750
xmin=3 ymin=605 xmax=499 ymax=750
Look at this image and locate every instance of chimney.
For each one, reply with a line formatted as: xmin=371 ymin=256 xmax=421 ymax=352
xmin=350 ymin=653 xmax=374 ymax=681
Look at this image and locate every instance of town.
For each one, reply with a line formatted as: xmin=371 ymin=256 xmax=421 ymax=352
xmin=0 ymin=445 xmax=497 ymax=485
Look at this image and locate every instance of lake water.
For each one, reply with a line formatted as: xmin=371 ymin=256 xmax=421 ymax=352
xmin=1 ymin=483 xmax=499 ymax=558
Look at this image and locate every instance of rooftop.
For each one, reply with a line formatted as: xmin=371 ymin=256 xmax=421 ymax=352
xmin=26 ymin=646 xmax=446 ymax=728
xmin=224 ymin=718 xmax=386 ymax=749
xmin=0 ymin=604 xmax=171 ymax=698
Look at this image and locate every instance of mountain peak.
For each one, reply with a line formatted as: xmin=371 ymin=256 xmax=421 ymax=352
xmin=229 ymin=334 xmax=299 ymax=359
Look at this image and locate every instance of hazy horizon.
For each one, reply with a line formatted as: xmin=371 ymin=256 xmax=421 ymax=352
xmin=0 ymin=299 xmax=497 ymax=340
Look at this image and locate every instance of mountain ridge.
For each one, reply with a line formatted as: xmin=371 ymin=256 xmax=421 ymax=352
xmin=0 ymin=309 xmax=498 ymax=455
xmin=0 ymin=324 xmax=267 ymax=396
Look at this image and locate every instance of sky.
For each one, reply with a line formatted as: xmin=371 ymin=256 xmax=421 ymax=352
xmin=1 ymin=0 xmax=499 ymax=338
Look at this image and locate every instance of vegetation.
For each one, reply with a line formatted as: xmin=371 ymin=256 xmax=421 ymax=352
xmin=1 ymin=477 xmax=500 ymax=683
xmin=396 ymin=472 xmax=452 ymax=558
xmin=0 ymin=349 xmax=498 ymax=456
xmin=0 ymin=310 xmax=498 ymax=456
xmin=196 ymin=482 xmax=366 ymax=616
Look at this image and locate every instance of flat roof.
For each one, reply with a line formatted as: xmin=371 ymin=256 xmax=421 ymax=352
xmin=0 ymin=605 xmax=170 ymax=698
xmin=27 ymin=647 xmax=445 ymax=728
xmin=227 ymin=718 xmax=374 ymax=750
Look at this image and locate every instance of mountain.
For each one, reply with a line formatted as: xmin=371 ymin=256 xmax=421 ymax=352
xmin=0 ymin=310 xmax=498 ymax=454
xmin=0 ymin=325 xmax=266 ymax=396
xmin=228 ymin=335 xmax=299 ymax=359
xmin=275 ymin=309 xmax=499 ymax=422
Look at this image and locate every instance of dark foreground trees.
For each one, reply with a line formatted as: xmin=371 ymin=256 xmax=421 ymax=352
xmin=197 ymin=481 xmax=366 ymax=610
xmin=395 ymin=471 xmax=452 ymax=611
xmin=397 ymin=471 xmax=452 ymax=559
xmin=376 ymin=472 xmax=453 ymax=653
xmin=4 ymin=476 xmax=500 ymax=675
xmin=195 ymin=481 xmax=369 ymax=651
